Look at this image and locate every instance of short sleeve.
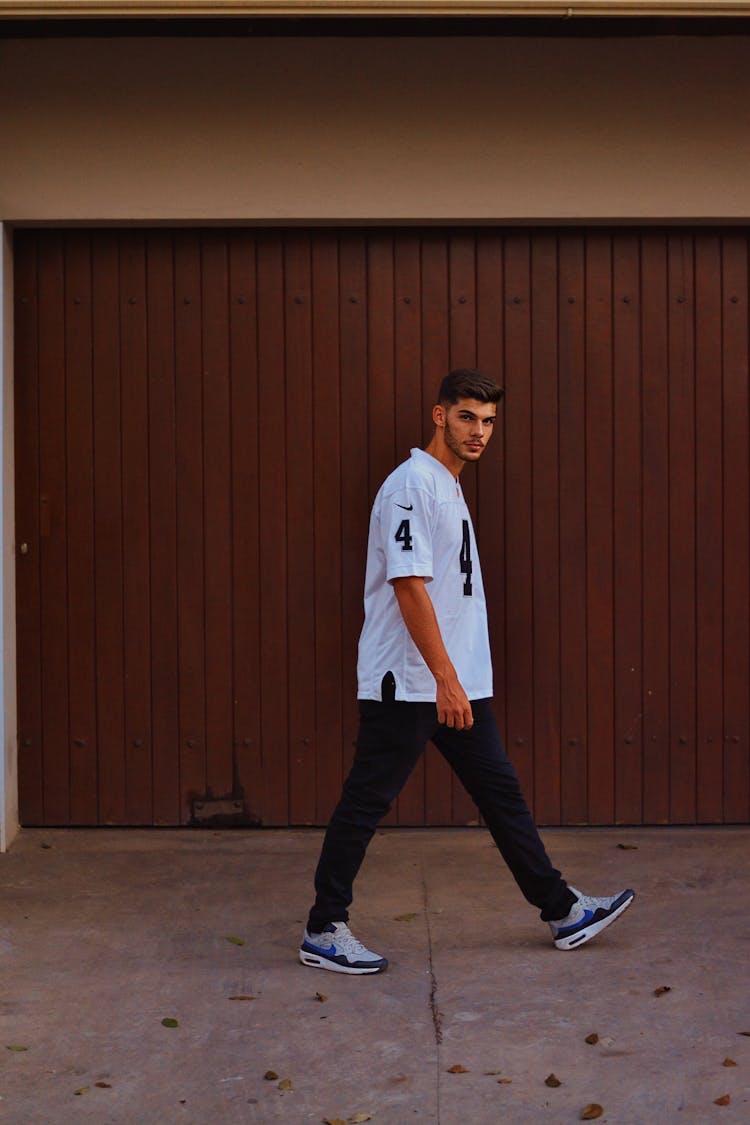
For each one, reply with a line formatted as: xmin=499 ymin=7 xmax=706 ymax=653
xmin=381 ymin=484 xmax=434 ymax=583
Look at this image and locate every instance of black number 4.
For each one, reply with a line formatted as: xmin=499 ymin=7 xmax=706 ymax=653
xmin=460 ymin=520 xmax=473 ymax=596
xmin=395 ymin=519 xmax=413 ymax=552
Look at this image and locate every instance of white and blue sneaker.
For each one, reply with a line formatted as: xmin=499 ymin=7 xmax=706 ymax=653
xmin=299 ymin=921 xmax=388 ymax=975
xmin=550 ymin=887 xmax=635 ymax=950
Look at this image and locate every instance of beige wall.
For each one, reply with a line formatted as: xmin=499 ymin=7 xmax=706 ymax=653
xmin=1 ymin=34 xmax=750 ymax=222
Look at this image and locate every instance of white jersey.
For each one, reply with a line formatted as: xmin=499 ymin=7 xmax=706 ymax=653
xmin=357 ymin=447 xmax=493 ymax=702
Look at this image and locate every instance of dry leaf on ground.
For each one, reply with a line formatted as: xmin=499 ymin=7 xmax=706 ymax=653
xmin=738 ymin=1031 xmax=750 ymax=1037
xmin=447 ymin=1064 xmax=468 ymax=1073
xmin=226 ymin=935 xmax=245 ymax=946
xmin=94 ymin=1082 xmax=112 ymax=1088
xmin=714 ymin=1094 xmax=731 ymax=1106
xmin=161 ymin=1018 xmax=179 ymax=1028
xmin=581 ymin=1105 xmax=604 ymax=1120
xmin=229 ymin=995 xmax=256 ymax=1001
xmin=74 ymin=1088 xmax=90 ymax=1096
xmin=545 ymin=1074 xmax=562 ymax=1088
xmin=323 ymin=1118 xmax=346 ymax=1125
xmin=264 ymin=1070 xmax=279 ymax=1081
xmin=585 ymin=1033 xmax=600 ymax=1045
xmin=616 ymin=843 xmax=639 ymax=850
xmin=394 ymin=913 xmax=418 ymax=922
xmin=497 ymin=1078 xmax=512 ymax=1085
xmin=723 ymin=1058 xmax=737 ymax=1067
xmin=6 ymin=1045 xmax=29 ymax=1052
xmin=653 ymin=985 xmax=671 ymax=997
xmin=348 ymin=1115 xmax=373 ymax=1123
xmin=278 ymin=1078 xmax=292 ymax=1091
xmin=315 ymin=992 xmax=328 ymax=1003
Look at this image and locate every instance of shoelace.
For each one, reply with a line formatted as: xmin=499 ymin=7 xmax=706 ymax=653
xmin=332 ymin=924 xmax=371 ymax=956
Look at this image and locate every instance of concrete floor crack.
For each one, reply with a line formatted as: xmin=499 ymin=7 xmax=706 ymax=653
xmin=421 ymin=857 xmax=442 ymax=1123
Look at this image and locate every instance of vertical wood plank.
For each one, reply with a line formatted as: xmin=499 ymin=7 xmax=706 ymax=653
xmin=175 ymin=232 xmax=207 ymax=822
xmin=311 ymin=233 xmax=344 ymax=825
xmin=366 ymin=232 xmax=399 ymax=825
xmin=229 ymin=232 xmax=263 ymax=823
xmin=641 ymin=234 xmax=671 ymax=824
xmin=476 ymin=233 xmax=506 ymax=766
xmin=530 ymin=233 xmax=561 ymax=824
xmin=256 ymin=234 xmax=289 ymax=824
xmin=147 ymin=232 xmax=180 ymax=825
xmin=393 ymin=234 xmax=426 ymax=825
xmin=433 ymin=236 xmax=489 ymax=824
xmin=120 ymin=233 xmax=152 ymax=824
xmin=721 ymin=233 xmax=750 ymax=822
xmin=339 ymin=234 xmax=369 ymax=784
xmin=92 ymin=233 xmax=126 ymax=825
xmin=37 ymin=233 xmax=69 ymax=825
xmin=585 ymin=233 xmax=615 ymax=824
xmin=421 ymin=233 xmax=453 ymax=823
xmin=612 ymin=233 xmax=643 ymax=824
xmin=15 ymin=233 xmax=44 ymax=824
xmin=448 ymin=233 xmax=481 ymax=825
xmin=64 ymin=232 xmax=98 ymax=825
xmin=667 ymin=233 xmax=697 ymax=823
xmin=286 ymin=233 xmax=317 ymax=824
xmin=694 ymin=234 xmax=724 ymax=822
xmin=503 ymin=233 xmax=535 ymax=807
xmin=201 ymin=233 xmax=234 ymax=803
xmin=558 ymin=234 xmax=588 ymax=824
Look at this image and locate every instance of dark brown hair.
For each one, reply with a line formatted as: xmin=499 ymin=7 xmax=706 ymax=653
xmin=438 ymin=368 xmax=504 ymax=406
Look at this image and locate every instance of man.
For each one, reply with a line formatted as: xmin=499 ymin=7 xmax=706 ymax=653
xmin=300 ymin=369 xmax=634 ymax=974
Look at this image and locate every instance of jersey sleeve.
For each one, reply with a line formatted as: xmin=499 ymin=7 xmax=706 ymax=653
xmin=381 ymin=484 xmax=434 ymax=583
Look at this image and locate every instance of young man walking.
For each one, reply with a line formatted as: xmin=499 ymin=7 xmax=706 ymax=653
xmin=300 ymin=369 xmax=634 ymax=974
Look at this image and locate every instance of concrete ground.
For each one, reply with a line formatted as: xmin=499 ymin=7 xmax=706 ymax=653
xmin=0 ymin=827 xmax=748 ymax=1125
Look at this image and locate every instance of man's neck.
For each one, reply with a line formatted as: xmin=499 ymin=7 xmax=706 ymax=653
xmin=423 ymin=434 xmax=463 ymax=477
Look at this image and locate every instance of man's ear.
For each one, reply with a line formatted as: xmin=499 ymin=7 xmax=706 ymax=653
xmin=432 ymin=404 xmax=446 ymax=428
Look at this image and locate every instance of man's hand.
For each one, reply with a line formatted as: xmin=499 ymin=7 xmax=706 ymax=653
xmin=436 ymin=675 xmax=474 ymax=731
xmin=392 ymin=576 xmax=474 ymax=731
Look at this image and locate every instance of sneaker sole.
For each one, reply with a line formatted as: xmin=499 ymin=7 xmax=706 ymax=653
xmin=554 ymin=892 xmax=635 ymax=951
xmin=298 ymin=950 xmax=387 ymax=975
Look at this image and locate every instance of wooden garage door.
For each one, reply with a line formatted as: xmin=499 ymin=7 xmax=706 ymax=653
xmin=15 ymin=229 xmax=750 ymax=826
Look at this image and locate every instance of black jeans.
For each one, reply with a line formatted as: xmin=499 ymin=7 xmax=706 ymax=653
xmin=307 ymin=698 xmax=575 ymax=932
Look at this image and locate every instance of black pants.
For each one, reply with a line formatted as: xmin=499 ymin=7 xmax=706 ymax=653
xmin=307 ymin=698 xmax=575 ymax=932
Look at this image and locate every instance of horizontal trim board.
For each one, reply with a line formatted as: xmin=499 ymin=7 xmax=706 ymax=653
xmin=4 ymin=14 xmax=750 ymax=33
xmin=2 ymin=1 xmax=750 ymax=20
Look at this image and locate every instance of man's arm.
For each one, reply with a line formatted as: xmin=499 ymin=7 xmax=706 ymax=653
xmin=392 ymin=576 xmax=473 ymax=731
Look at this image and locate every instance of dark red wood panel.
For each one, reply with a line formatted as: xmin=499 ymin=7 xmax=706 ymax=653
xmin=14 ymin=227 xmax=750 ymax=827
xmin=694 ymin=235 xmax=724 ymax=823
xmin=585 ymin=234 xmax=615 ymax=825
xmin=92 ymin=233 xmax=126 ymax=825
xmin=503 ymin=234 xmax=535 ymax=806
xmin=64 ymin=233 xmax=98 ymax=825
xmin=557 ymin=234 xmax=588 ymax=824
xmin=229 ymin=232 xmax=262 ymax=823
xmin=721 ymin=235 xmax=750 ymax=822
xmin=36 ymin=233 xmax=69 ymax=826
xmin=147 ymin=233 xmax=180 ymax=826
xmin=15 ymin=234 xmax=44 ymax=825
xmin=420 ymin=234 xmax=454 ymax=825
xmin=667 ymin=233 xmax=697 ymax=824
xmin=285 ymin=233 xmax=317 ymax=825
xmin=530 ymin=234 xmax=561 ymax=825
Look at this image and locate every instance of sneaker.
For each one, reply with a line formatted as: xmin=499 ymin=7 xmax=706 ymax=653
xmin=299 ymin=921 xmax=388 ymax=975
xmin=550 ymin=887 xmax=635 ymax=950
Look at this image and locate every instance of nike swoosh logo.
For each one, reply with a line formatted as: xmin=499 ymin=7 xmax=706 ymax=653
xmin=396 ymin=503 xmax=413 ymax=511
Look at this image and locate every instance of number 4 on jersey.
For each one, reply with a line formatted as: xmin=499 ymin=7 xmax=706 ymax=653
xmin=460 ymin=519 xmax=473 ymax=596
xmin=395 ymin=518 xmax=413 ymax=552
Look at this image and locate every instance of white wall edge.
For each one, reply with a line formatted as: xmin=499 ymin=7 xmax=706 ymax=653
xmin=1 ymin=224 xmax=19 ymax=853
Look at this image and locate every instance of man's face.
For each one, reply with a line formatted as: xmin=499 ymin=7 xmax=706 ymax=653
xmin=440 ymin=397 xmax=497 ymax=463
